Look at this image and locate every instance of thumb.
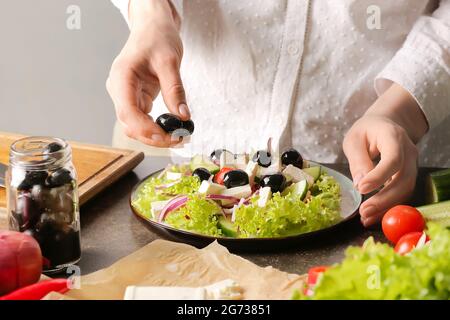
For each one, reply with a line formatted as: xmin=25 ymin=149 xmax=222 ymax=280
xmin=343 ymin=134 xmax=374 ymax=190
xmin=155 ymin=56 xmax=191 ymax=121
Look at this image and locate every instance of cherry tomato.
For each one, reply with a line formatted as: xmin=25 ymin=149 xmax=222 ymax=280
xmin=394 ymin=232 xmax=429 ymax=255
xmin=307 ymin=266 xmax=329 ymax=286
xmin=382 ymin=205 xmax=425 ymax=244
xmin=214 ymin=167 xmax=234 ymax=185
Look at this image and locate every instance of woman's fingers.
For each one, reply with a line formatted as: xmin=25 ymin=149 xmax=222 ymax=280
xmin=107 ymin=63 xmax=173 ymax=147
xmin=357 ymin=129 xmax=404 ymax=194
xmin=359 ymin=157 xmax=417 ymax=226
xmin=154 ymin=54 xmax=191 ymax=121
xmin=343 ymin=130 xmax=374 ymax=188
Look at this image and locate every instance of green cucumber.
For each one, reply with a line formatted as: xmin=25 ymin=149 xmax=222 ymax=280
xmin=281 ymin=179 xmax=308 ymax=200
xmin=417 ymin=200 xmax=450 ymax=228
xmin=302 ymin=166 xmax=321 ymax=182
xmin=190 ymin=154 xmax=219 ymax=173
xmin=218 ymin=216 xmax=238 ymax=237
xmin=426 ymin=168 xmax=450 ymax=203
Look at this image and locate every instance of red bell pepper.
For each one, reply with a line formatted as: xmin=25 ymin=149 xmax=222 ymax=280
xmin=303 ymin=266 xmax=330 ymax=296
xmin=0 ymin=279 xmax=70 ymax=300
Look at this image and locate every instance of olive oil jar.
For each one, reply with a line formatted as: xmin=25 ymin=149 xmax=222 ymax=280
xmin=6 ymin=137 xmax=81 ymax=274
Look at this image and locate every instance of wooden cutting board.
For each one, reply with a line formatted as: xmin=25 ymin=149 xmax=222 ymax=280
xmin=0 ymin=132 xmax=144 ymax=209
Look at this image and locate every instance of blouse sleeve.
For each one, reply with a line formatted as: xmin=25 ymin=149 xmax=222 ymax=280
xmin=375 ymin=0 xmax=450 ymax=130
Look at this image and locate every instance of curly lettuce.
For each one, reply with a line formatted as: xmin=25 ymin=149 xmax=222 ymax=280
xmin=294 ymin=223 xmax=450 ymax=300
xmin=165 ymin=195 xmax=222 ymax=236
xmin=132 ymin=175 xmax=200 ymax=219
xmin=234 ymin=173 xmax=341 ymax=238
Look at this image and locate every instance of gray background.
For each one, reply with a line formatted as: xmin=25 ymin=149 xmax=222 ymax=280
xmin=0 ymin=0 xmax=127 ymax=145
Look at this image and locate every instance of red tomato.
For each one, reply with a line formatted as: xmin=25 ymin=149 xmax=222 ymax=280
xmin=307 ymin=266 xmax=329 ymax=286
xmin=394 ymin=232 xmax=429 ymax=255
xmin=382 ymin=205 xmax=425 ymax=244
xmin=214 ymin=167 xmax=234 ymax=185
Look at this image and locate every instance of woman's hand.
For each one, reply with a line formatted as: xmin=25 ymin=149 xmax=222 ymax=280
xmin=343 ymin=83 xmax=428 ymax=227
xmin=106 ymin=0 xmax=189 ymax=147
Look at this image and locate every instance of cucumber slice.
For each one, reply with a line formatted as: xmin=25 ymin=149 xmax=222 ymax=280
xmin=417 ymin=200 xmax=450 ymax=228
xmin=302 ymin=166 xmax=321 ymax=182
xmin=218 ymin=216 xmax=238 ymax=237
xmin=425 ymin=168 xmax=450 ymax=203
xmin=281 ymin=179 xmax=308 ymax=200
xmin=190 ymin=154 xmax=219 ymax=173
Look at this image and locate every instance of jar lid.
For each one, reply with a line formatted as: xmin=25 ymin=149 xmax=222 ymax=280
xmin=10 ymin=136 xmax=71 ymax=169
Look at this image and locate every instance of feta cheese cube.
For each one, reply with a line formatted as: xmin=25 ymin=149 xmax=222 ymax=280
xmin=282 ymin=165 xmax=314 ymax=186
xmin=245 ymin=160 xmax=258 ymax=184
xmin=221 ymin=184 xmax=252 ymax=205
xmin=198 ymin=180 xmax=226 ymax=195
xmin=166 ymin=171 xmax=182 ymax=181
xmin=150 ymin=200 xmax=171 ymax=220
xmin=257 ymin=187 xmax=272 ymax=207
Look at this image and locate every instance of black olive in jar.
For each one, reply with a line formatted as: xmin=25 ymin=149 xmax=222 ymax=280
xmin=281 ymin=148 xmax=303 ymax=168
xmin=252 ymin=151 xmax=272 ymax=168
xmin=17 ymin=171 xmax=48 ymax=191
xmin=223 ymin=170 xmax=249 ymax=189
xmin=260 ymin=174 xmax=286 ymax=193
xmin=192 ymin=167 xmax=211 ymax=182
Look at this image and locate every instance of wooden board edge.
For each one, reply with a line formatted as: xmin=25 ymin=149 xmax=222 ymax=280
xmin=78 ymin=151 xmax=144 ymax=206
xmin=0 ymin=131 xmax=134 ymax=157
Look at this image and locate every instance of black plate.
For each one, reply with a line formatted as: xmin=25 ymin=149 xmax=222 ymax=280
xmin=129 ymin=164 xmax=362 ymax=252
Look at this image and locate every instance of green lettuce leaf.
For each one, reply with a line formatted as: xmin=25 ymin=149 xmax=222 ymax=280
xmin=296 ymin=223 xmax=450 ymax=300
xmin=234 ymin=173 xmax=341 ymax=238
xmin=132 ymin=175 xmax=200 ymax=219
xmin=165 ymin=194 xmax=223 ymax=236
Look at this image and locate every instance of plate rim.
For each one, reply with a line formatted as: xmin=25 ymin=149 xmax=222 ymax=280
xmin=129 ymin=163 xmax=362 ymax=242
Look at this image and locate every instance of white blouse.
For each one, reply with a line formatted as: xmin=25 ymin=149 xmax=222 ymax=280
xmin=111 ymin=0 xmax=450 ymax=167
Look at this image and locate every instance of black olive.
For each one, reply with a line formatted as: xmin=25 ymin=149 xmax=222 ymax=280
xmin=252 ymin=150 xmax=272 ymax=168
xmin=181 ymin=119 xmax=195 ymax=134
xmin=260 ymin=174 xmax=286 ymax=193
xmin=156 ymin=113 xmax=183 ymax=133
xmin=210 ymin=149 xmax=230 ymax=165
xmin=44 ymin=142 xmax=63 ymax=154
xmin=192 ymin=167 xmax=211 ymax=182
xmin=16 ymin=193 xmax=40 ymax=230
xmin=281 ymin=148 xmax=303 ymax=168
xmin=223 ymin=170 xmax=249 ymax=189
xmin=46 ymin=168 xmax=74 ymax=187
xmin=17 ymin=171 xmax=48 ymax=191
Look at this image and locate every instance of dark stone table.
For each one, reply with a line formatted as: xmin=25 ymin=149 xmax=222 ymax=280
xmin=77 ymin=157 xmax=433 ymax=276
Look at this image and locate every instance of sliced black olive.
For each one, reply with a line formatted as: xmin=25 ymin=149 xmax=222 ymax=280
xmin=260 ymin=173 xmax=286 ymax=193
xmin=46 ymin=168 xmax=74 ymax=187
xmin=192 ymin=167 xmax=211 ymax=182
xmin=252 ymin=150 xmax=272 ymax=168
xmin=223 ymin=170 xmax=249 ymax=189
xmin=182 ymin=119 xmax=195 ymax=135
xmin=156 ymin=113 xmax=183 ymax=133
xmin=281 ymin=148 xmax=303 ymax=168
xmin=44 ymin=142 xmax=63 ymax=154
xmin=17 ymin=171 xmax=48 ymax=191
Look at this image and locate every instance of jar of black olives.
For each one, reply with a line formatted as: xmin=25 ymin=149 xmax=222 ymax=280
xmin=6 ymin=137 xmax=81 ymax=274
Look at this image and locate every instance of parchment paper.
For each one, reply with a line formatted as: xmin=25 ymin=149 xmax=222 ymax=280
xmin=49 ymin=240 xmax=306 ymax=300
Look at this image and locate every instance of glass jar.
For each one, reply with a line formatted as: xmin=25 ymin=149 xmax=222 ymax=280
xmin=6 ymin=136 xmax=81 ymax=274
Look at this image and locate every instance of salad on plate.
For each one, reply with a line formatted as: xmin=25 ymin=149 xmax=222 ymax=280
xmin=132 ymin=147 xmax=342 ymax=238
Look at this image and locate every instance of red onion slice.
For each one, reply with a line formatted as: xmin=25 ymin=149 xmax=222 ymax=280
xmin=158 ymin=195 xmax=188 ymax=222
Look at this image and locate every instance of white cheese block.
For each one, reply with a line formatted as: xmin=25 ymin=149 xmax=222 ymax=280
xmin=282 ymin=165 xmax=314 ymax=186
xmin=221 ymin=184 xmax=252 ymax=205
xmin=245 ymin=160 xmax=259 ymax=184
xmin=198 ymin=180 xmax=226 ymax=195
xmin=165 ymin=171 xmax=183 ymax=181
xmin=124 ymin=279 xmax=243 ymax=300
xmin=150 ymin=200 xmax=171 ymax=220
xmin=124 ymin=286 xmax=206 ymax=300
xmin=257 ymin=187 xmax=272 ymax=207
